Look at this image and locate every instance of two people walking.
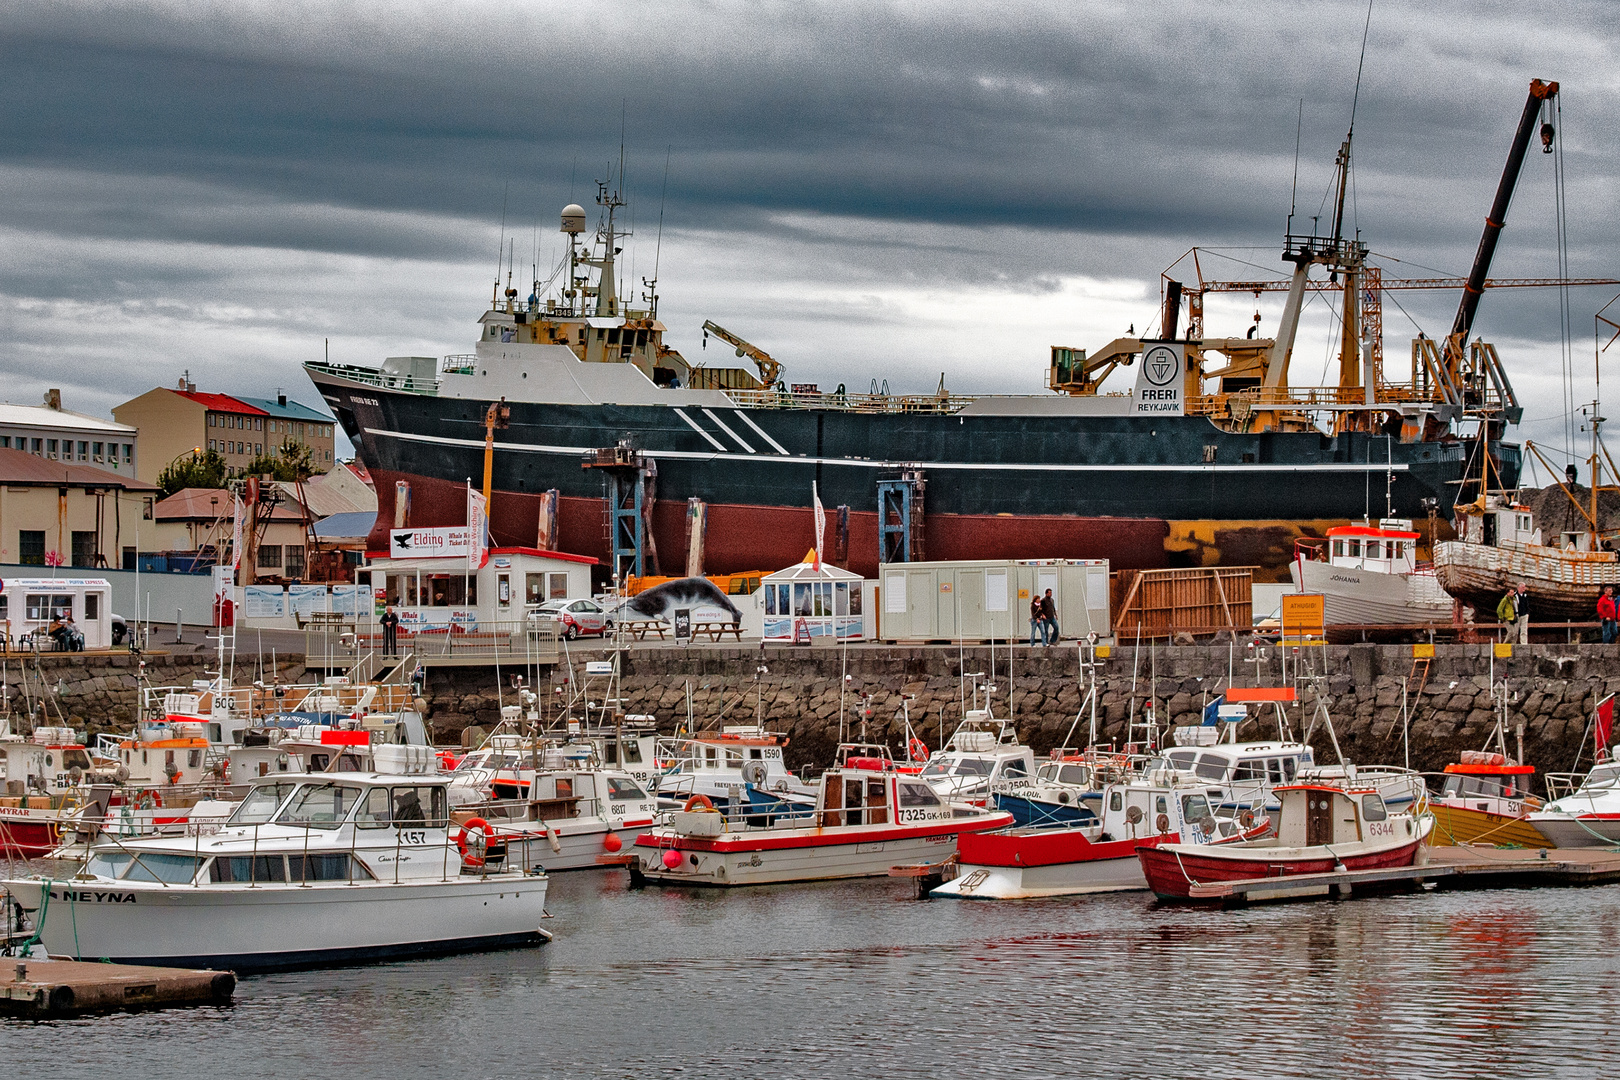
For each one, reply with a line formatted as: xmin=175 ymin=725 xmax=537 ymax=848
xmin=1496 ymin=584 xmax=1530 ymax=644
xmin=1028 ymin=589 xmax=1059 ymax=646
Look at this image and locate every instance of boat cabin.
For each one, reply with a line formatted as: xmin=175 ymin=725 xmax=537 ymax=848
xmin=1324 ymin=520 xmax=1421 ymax=574
xmin=920 ymin=712 xmax=1036 ymax=800
xmin=1454 ymin=497 xmax=1541 ymax=549
xmin=1274 ymin=784 xmax=1390 ymax=847
xmin=1440 ymin=751 xmax=1536 ymax=813
xmin=657 ymin=726 xmax=801 ymax=793
xmin=1162 ymin=740 xmax=1314 ymax=810
xmin=814 ymin=751 xmax=952 ymax=829
xmin=0 ymin=729 xmax=92 ymax=794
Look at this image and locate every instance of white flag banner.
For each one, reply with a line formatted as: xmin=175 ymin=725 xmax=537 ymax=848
xmin=231 ymin=496 xmax=245 ymax=571
xmin=812 ymin=482 xmax=826 ymax=572
xmin=467 ymin=487 xmax=489 ymax=571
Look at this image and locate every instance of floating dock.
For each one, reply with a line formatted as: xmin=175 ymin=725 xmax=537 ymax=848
xmin=1183 ymin=845 xmax=1620 ymax=905
xmin=1 ymin=959 xmax=235 ymax=1018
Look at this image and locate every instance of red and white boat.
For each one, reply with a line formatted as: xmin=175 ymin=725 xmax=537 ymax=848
xmin=1291 ymin=519 xmax=1452 ymax=627
xmin=935 ymin=765 xmax=1269 ymax=899
xmin=630 ymin=744 xmax=1012 ymax=887
xmin=0 ymin=728 xmax=96 ymax=857
xmin=1137 ymin=777 xmax=1432 ymax=901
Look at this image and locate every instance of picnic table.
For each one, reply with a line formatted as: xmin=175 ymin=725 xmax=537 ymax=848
xmin=690 ymin=621 xmax=745 ymax=642
xmin=619 ymin=620 xmax=668 ymax=640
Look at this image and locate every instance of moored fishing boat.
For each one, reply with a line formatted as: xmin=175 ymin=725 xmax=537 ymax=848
xmin=1136 ymin=777 xmax=1432 ymax=902
xmin=1428 ymin=751 xmax=1548 ymax=847
xmin=1291 ymin=519 xmax=1452 ymax=628
xmin=0 ymin=756 xmax=551 ymax=970
xmin=0 ymin=728 xmax=94 ymax=857
xmin=936 ymin=762 xmax=1268 ymax=900
xmin=629 ymin=744 xmax=1011 ymax=887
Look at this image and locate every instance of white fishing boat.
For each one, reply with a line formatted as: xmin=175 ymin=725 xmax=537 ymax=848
xmin=918 ymin=712 xmax=1036 ymax=805
xmin=1529 ymin=762 xmax=1620 ymax=847
xmin=629 ymin=744 xmax=1011 ymax=887
xmin=1291 ymin=520 xmax=1452 ymax=627
xmin=653 ymin=725 xmax=818 ymax=817
xmin=0 ymin=753 xmax=551 ymax=970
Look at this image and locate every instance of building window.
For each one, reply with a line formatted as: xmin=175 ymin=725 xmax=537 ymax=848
xmin=208 ymin=439 xmax=215 ymax=451
xmin=92 ymin=441 xmax=104 ymax=461
xmin=46 ymin=439 xmax=58 ymax=457
xmin=19 ymin=530 xmax=45 ymax=565
xmin=143 ymin=497 xmax=154 ymax=520
xmin=30 ymin=438 xmax=41 ymax=454
xmin=208 ymin=414 xmax=216 ymax=427
xmin=255 ymin=418 xmax=262 ymax=431
xmin=258 ymin=545 xmax=282 ymax=569
xmin=71 ymin=531 xmax=97 ymax=567
xmin=124 ymin=444 xmax=133 ymax=462
xmin=255 ymin=443 xmax=262 ymax=455
xmin=0 ymin=436 xmax=8 ymax=448
xmin=77 ymin=440 xmax=88 ymax=461
xmin=122 ymin=546 xmax=137 ymax=570
xmin=284 ymin=546 xmax=306 ymax=578
xmin=550 ymin=573 xmax=569 ymax=600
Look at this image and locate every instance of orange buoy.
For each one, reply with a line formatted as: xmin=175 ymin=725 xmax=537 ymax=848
xmin=603 ymin=832 xmax=623 ymax=853
xmin=661 ymin=848 xmax=683 ymax=869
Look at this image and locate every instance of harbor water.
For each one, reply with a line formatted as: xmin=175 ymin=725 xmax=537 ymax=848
xmin=4 ymin=866 xmax=1616 ymax=1078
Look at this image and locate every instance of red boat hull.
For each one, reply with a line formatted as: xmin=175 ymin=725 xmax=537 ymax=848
xmin=0 ymin=817 xmax=61 ymax=858
xmin=1136 ymin=837 xmax=1425 ymax=901
xmin=958 ymin=827 xmax=1170 ymax=868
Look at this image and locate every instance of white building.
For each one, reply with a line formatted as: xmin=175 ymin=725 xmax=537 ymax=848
xmin=0 ymin=390 xmax=139 ymax=477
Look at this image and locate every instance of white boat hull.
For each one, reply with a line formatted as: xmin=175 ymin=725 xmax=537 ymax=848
xmin=1291 ymin=560 xmax=1452 ymax=626
xmin=932 ymin=855 xmax=1145 ymax=899
xmin=0 ymin=873 xmax=550 ymax=970
xmin=1524 ymin=814 xmax=1620 ymax=848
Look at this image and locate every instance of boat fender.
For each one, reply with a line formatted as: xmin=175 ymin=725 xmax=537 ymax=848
xmin=661 ymin=848 xmax=683 ymax=869
xmin=456 ymin=817 xmax=493 ymax=868
xmin=603 ymin=833 xmax=623 ymax=853
xmin=1156 ymin=813 xmax=1171 ymax=834
xmin=683 ymin=794 xmax=717 ymax=813
xmin=908 ymin=738 xmax=930 ymax=762
xmin=1240 ymin=810 xmax=1255 ymax=829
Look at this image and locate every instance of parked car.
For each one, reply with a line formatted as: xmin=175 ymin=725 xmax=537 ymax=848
xmin=529 ymin=598 xmax=612 ymax=640
xmin=111 ymin=613 xmax=129 ymax=647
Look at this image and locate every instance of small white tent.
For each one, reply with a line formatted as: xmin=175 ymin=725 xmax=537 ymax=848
xmin=762 ymin=551 xmax=865 ymax=644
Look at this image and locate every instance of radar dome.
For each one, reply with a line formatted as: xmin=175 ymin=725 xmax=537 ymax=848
xmin=560 ymin=204 xmax=587 ymax=234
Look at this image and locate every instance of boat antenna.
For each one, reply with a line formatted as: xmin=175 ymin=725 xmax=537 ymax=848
xmin=647 ymin=145 xmax=671 ymax=318
xmin=1287 ymin=98 xmax=1303 ymax=235
xmin=495 ymin=181 xmax=509 ymax=303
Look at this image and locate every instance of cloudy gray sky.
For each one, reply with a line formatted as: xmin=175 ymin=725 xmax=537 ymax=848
xmin=1 ymin=0 xmax=1615 ymax=471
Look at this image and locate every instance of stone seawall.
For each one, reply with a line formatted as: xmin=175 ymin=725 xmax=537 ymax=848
xmin=420 ymin=643 xmax=1620 ymax=781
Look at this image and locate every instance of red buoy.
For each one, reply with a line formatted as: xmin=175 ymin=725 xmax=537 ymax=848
xmin=661 ymin=848 xmax=683 ymax=869
xmin=602 ymin=832 xmax=623 ymax=853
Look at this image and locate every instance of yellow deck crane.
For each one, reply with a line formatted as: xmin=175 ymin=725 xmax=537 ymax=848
xmin=701 ymin=321 xmax=782 ymax=387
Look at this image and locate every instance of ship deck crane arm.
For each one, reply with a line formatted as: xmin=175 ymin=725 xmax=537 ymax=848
xmin=701 ymin=320 xmax=782 ymax=386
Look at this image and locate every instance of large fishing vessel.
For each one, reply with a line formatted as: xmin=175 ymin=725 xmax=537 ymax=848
xmin=305 ymin=86 xmax=1572 ymax=582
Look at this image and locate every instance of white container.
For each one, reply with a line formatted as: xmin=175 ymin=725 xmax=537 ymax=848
xmin=372 ymin=744 xmax=434 ymax=775
xmin=876 ymin=559 xmax=1111 ymax=643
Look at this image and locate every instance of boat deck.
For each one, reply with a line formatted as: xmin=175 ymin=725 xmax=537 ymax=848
xmin=1182 ymin=844 xmax=1620 ymax=904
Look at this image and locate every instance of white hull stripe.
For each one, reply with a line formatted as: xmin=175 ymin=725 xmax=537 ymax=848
xmin=367 ymin=428 xmax=1414 ymax=475
xmin=672 ymin=408 xmax=727 ymax=452
xmin=701 ymin=408 xmax=755 ymax=453
xmin=735 ymin=411 xmax=790 ymax=455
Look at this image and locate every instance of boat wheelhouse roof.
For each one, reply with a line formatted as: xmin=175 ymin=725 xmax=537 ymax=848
xmin=1326 ymin=519 xmax=1420 ymax=540
xmin=1444 ymin=762 xmax=1535 ymax=776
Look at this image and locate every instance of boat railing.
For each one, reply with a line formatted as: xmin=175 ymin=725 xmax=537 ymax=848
xmin=1542 ymin=771 xmax=1596 ymax=801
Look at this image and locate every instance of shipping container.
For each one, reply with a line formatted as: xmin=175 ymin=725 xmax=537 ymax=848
xmin=875 ymin=559 xmax=1110 ymax=643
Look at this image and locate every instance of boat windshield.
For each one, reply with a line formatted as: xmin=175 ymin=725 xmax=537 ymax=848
xmin=85 ymin=851 xmax=133 ymax=880
xmin=275 ymin=783 xmax=365 ymax=829
xmin=123 ymin=853 xmax=203 ymax=884
xmin=920 ymin=759 xmax=955 ymax=778
xmin=606 ymin=777 xmax=648 ymax=800
xmin=953 ymin=759 xmax=994 ymax=777
xmin=228 ymin=782 xmax=301 ymax=825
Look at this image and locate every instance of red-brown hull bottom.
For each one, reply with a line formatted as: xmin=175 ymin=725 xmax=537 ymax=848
xmin=361 ymin=466 xmax=1308 ymax=582
xmin=1136 ymin=837 xmax=1425 ymax=901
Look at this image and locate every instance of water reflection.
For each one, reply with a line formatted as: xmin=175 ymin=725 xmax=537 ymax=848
xmin=4 ymin=869 xmax=1617 ymax=1078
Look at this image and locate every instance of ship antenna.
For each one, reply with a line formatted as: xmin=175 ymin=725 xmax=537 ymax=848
xmin=1287 ymin=99 xmax=1302 ymax=236
xmin=495 ymin=181 xmax=509 ymax=303
xmin=648 ymin=145 xmax=670 ymax=318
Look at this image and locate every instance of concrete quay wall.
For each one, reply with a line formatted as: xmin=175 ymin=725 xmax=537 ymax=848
xmin=424 ymin=643 xmax=1619 ymax=780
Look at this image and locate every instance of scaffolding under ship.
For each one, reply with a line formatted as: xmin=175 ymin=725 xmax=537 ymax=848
xmin=306 ymin=83 xmax=1578 ymax=583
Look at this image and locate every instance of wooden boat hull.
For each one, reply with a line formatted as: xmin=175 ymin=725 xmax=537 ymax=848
xmin=1433 ymin=540 xmax=1620 ymax=622
xmin=1137 ymin=827 xmax=1428 ymax=901
xmin=1427 ymin=802 xmax=1553 ymax=848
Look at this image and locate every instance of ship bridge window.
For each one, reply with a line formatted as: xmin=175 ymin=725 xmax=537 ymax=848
xmin=1361 ymin=794 xmax=1388 ymax=821
xmin=1194 ymin=755 xmax=1229 ymax=780
xmin=277 ymin=783 xmax=364 ymax=829
xmin=1347 ymin=539 xmax=1362 ymax=557
xmin=1000 ymin=759 xmax=1028 ymax=779
xmin=1233 ymin=758 xmax=1266 ymax=780
xmin=125 ymin=854 xmax=204 ymax=884
xmin=1332 ymin=540 xmax=1345 ymax=558
xmin=607 ymin=329 xmax=621 ymax=344
xmin=1366 ymin=540 xmax=1381 ymax=559
xmin=1393 ymin=541 xmax=1406 ymax=559
xmin=607 ymin=777 xmax=648 ymax=801
xmin=1057 ymin=764 xmax=1089 ymax=786
xmin=1167 ymin=751 xmax=1198 ymax=770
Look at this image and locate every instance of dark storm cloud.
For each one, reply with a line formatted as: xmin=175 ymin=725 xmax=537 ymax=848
xmin=4 ymin=0 xmax=1611 ymax=269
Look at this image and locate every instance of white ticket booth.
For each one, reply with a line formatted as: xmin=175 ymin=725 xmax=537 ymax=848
xmin=0 ymin=576 xmax=114 ymax=650
xmin=365 ymin=546 xmax=596 ymax=633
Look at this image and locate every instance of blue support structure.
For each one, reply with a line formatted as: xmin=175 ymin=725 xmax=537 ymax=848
xmin=877 ymin=470 xmax=925 ymax=565
xmin=608 ymin=471 xmax=645 ymax=579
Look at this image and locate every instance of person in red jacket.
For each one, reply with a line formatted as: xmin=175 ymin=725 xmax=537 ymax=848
xmin=1599 ymin=586 xmax=1617 ymax=644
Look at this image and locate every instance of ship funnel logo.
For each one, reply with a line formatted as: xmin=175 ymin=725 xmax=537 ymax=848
xmin=1143 ymin=345 xmax=1179 ymax=387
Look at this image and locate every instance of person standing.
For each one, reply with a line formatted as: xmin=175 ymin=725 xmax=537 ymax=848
xmin=1495 ymin=587 xmax=1518 ymax=644
xmin=1029 ymin=594 xmax=1044 ymax=647
xmin=380 ymin=604 xmax=400 ymax=656
xmin=1515 ymin=584 xmax=1531 ymax=644
xmin=1040 ymin=588 xmax=1059 ymax=646
xmin=1599 ymin=586 xmax=1617 ymax=644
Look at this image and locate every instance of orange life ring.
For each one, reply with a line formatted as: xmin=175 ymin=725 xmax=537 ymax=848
xmin=456 ymin=817 xmax=492 ymax=868
xmin=134 ymin=789 xmax=164 ymax=810
xmin=682 ymin=794 xmax=716 ymax=813
xmin=908 ymin=737 xmax=930 ymax=762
